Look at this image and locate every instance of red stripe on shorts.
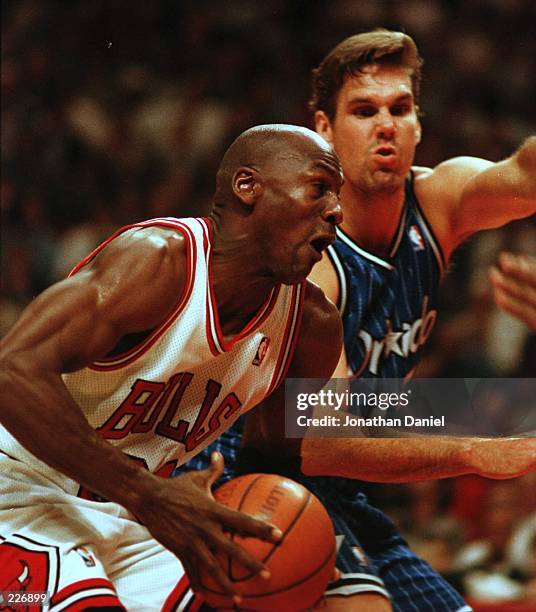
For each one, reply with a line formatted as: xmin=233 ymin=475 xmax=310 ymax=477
xmin=50 ymin=578 xmax=118 ymax=606
xmin=60 ymin=594 xmax=125 ymax=611
xmin=162 ymin=574 xmax=193 ymax=612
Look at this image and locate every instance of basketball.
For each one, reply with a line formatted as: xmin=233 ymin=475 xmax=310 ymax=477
xmin=200 ymin=473 xmax=336 ymax=611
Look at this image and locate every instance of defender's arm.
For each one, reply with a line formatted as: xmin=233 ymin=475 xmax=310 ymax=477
xmin=421 ymin=137 xmax=536 ymax=257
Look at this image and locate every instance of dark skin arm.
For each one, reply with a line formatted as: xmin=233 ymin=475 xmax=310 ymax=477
xmin=0 ymin=226 xmax=279 ymax=601
xmin=243 ymin=281 xmax=343 ymax=456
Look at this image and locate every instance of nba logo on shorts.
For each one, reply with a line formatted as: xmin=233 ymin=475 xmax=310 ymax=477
xmin=409 ymin=225 xmax=425 ymax=251
xmin=253 ymin=337 xmax=270 ymax=366
xmin=352 ymin=544 xmax=369 ymax=567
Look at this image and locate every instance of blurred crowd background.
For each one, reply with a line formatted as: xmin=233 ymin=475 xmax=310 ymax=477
xmin=2 ymin=0 xmax=535 ymax=607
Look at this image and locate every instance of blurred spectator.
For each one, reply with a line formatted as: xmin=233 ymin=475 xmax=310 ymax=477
xmin=454 ymin=481 xmax=535 ymax=603
xmin=507 ymin=513 xmax=536 ymax=600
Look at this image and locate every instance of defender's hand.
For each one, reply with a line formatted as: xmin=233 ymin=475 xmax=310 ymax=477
xmin=135 ymin=452 xmax=282 ymax=602
xmin=490 ymin=252 xmax=536 ymax=330
xmin=467 ymin=437 xmax=536 ymax=479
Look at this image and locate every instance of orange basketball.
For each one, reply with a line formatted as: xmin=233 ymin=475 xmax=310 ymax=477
xmin=200 ymin=473 xmax=336 ymax=611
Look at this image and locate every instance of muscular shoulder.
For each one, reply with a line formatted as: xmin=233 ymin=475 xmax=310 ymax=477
xmin=415 ymin=157 xmax=492 ymax=191
xmin=79 ymin=225 xmax=189 ymax=333
xmin=97 ymin=225 xmax=187 ymax=277
xmin=0 ymin=225 xmax=192 ymax=373
xmin=412 ymin=158 xmax=493 ymax=258
xmin=288 ymin=280 xmax=342 ymax=379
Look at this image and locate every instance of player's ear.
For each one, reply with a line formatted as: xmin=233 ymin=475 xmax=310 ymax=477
xmin=233 ymin=168 xmax=263 ymax=206
xmin=315 ymin=111 xmax=333 ymax=144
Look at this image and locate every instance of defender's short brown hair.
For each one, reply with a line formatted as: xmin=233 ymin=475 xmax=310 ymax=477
xmin=309 ymin=29 xmax=423 ymax=120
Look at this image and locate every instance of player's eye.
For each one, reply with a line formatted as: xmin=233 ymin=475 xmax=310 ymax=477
xmin=312 ymin=182 xmax=327 ymax=197
xmin=353 ymin=106 xmax=376 ymax=118
xmin=391 ymin=104 xmax=411 ymax=116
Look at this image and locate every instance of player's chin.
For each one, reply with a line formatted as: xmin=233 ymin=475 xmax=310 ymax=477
xmin=278 ymin=249 xmax=321 ymax=285
xmin=280 ymin=270 xmax=310 ymax=286
xmin=372 ymin=172 xmax=404 ymax=192
xmin=280 ymin=263 xmax=314 ymax=285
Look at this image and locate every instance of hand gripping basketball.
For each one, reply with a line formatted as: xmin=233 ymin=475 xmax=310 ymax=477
xmin=200 ymin=473 xmax=337 ymax=611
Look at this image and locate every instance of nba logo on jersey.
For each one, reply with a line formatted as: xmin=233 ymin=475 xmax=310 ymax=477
xmin=253 ymin=336 xmax=270 ymax=366
xmin=74 ymin=546 xmax=96 ymax=567
xmin=409 ymin=225 xmax=425 ymax=251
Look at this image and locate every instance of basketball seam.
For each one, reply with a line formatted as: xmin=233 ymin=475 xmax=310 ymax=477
xmin=229 ymin=480 xmax=312 ymax=581
xmin=202 ymin=474 xmax=336 ymax=603
xmin=239 ymin=545 xmax=336 ymax=599
xmin=226 ymin=474 xmax=266 ymax=579
xmin=203 ymin=544 xmax=337 ymax=599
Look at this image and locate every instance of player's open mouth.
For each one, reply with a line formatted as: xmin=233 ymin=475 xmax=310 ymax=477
xmin=372 ymin=145 xmax=397 ymax=168
xmin=373 ymin=145 xmax=397 ymax=157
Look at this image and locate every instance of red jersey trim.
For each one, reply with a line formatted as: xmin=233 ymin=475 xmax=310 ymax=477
xmin=199 ymin=217 xmax=281 ymax=355
xmin=72 ymin=218 xmax=197 ymax=371
xmin=197 ymin=219 xmax=220 ymax=356
xmin=267 ymin=281 xmax=306 ymax=394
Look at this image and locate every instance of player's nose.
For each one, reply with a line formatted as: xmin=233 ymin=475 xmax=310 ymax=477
xmin=323 ymin=196 xmax=343 ymax=226
xmin=375 ymin=110 xmax=396 ymax=139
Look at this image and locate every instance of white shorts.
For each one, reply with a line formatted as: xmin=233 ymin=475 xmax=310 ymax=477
xmin=0 ymin=454 xmax=203 ymax=611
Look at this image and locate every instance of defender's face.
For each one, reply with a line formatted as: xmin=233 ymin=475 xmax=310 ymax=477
xmin=316 ymin=64 xmax=421 ymax=195
xmin=259 ymin=146 xmax=343 ymax=285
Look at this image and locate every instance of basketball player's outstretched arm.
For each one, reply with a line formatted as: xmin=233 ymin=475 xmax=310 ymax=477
xmin=422 ymin=135 xmax=536 ymax=257
xmin=244 ymin=282 xmax=536 ymax=482
xmin=300 ymin=435 xmax=536 ymax=482
xmin=251 ymin=368 xmax=536 ymax=482
xmin=0 ymin=227 xmax=279 ymax=599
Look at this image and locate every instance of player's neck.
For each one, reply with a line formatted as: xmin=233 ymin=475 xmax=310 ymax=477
xmin=340 ymin=184 xmax=406 ymax=258
xmin=212 ymin=262 xmax=274 ymax=338
xmin=210 ymin=227 xmax=276 ymax=338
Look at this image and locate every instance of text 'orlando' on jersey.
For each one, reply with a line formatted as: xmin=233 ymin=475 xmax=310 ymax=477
xmin=0 ymin=217 xmax=305 ymax=495
xmin=328 ymin=174 xmax=445 ymax=379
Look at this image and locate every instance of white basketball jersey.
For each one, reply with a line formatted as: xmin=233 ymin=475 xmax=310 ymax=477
xmin=0 ymin=217 xmax=305 ymax=496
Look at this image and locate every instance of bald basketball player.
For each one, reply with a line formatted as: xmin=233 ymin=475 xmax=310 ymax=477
xmin=0 ymin=125 xmax=344 ymax=610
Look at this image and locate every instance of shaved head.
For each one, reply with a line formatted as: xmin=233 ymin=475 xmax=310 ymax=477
xmin=214 ymin=124 xmax=336 ymax=207
xmin=209 ymin=123 xmax=343 ymax=285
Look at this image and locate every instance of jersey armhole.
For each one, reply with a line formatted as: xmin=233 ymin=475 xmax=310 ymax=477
xmin=407 ymin=172 xmax=447 ymax=277
xmin=326 ymin=244 xmax=348 ymax=315
xmin=266 ymin=281 xmax=306 ymax=395
xmin=88 ymin=220 xmax=197 ymax=371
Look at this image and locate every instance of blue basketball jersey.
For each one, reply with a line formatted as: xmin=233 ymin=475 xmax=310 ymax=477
xmin=329 ymin=172 xmax=445 ymax=378
xmin=177 ymin=175 xmax=470 ymax=609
